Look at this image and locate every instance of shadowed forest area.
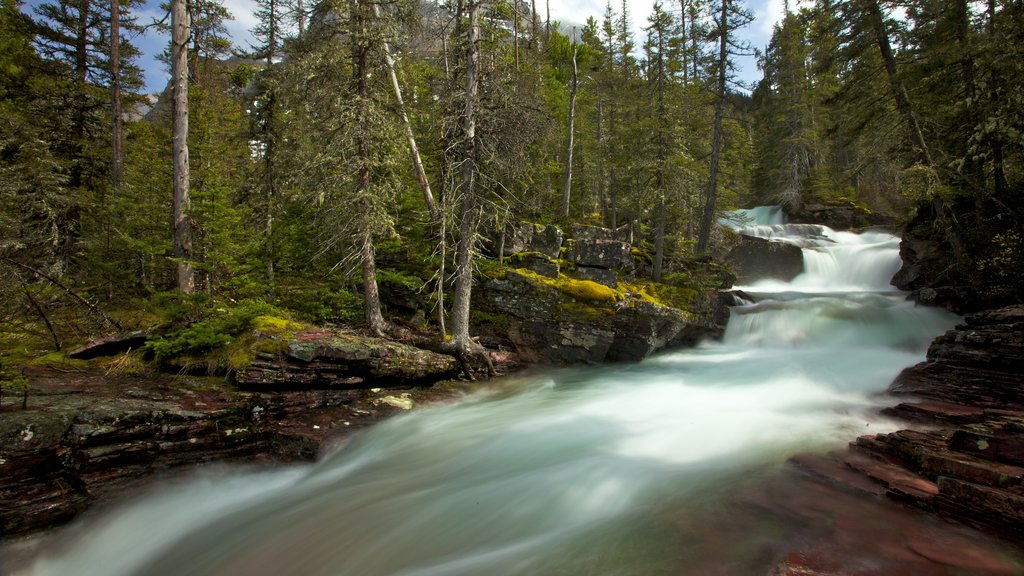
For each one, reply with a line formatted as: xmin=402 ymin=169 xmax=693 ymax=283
xmin=0 ymin=0 xmax=1021 ymax=376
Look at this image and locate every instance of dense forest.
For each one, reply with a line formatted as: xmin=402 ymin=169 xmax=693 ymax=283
xmin=0 ymin=0 xmax=1021 ymax=374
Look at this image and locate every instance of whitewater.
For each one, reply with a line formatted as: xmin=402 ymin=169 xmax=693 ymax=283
xmin=28 ymin=208 xmax=972 ymax=575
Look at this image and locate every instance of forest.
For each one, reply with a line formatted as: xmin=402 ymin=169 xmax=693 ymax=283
xmin=0 ymin=0 xmax=1022 ymax=375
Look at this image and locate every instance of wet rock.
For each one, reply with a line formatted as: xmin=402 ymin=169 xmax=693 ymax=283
xmin=789 ymin=305 xmax=1024 ymax=541
xmin=726 ymin=234 xmax=804 ymax=283
xmin=67 ymin=331 xmax=150 ymax=359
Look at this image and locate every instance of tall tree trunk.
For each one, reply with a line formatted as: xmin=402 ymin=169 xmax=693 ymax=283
xmin=373 ymin=3 xmax=440 ymax=222
xmin=696 ymin=0 xmax=728 ymax=254
xmin=447 ymin=0 xmax=491 ymax=379
xmin=513 ymin=0 xmax=519 ymax=69
xmin=652 ymin=193 xmax=665 ymax=280
xmin=171 ymin=0 xmax=194 ymax=293
xmin=110 ymin=0 xmax=124 ymax=188
xmin=530 ymin=0 xmax=537 ymax=49
xmin=560 ymin=28 xmax=578 ymax=220
xmin=353 ymin=0 xmax=388 ymax=335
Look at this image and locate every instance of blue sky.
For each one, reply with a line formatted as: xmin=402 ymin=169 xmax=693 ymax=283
xmin=126 ymin=0 xmax=791 ymax=93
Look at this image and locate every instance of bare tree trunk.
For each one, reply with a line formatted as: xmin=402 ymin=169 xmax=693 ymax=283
xmin=172 ymin=0 xmax=194 ymax=293
xmin=446 ymin=0 xmax=491 ymax=379
xmin=530 ymin=0 xmax=537 ymax=49
xmin=110 ymin=0 xmax=124 ymax=188
xmin=353 ymin=0 xmax=388 ymax=336
xmin=513 ymin=0 xmax=519 ymax=70
xmin=545 ymin=0 xmax=550 ymax=38
xmin=373 ymin=3 xmax=440 ymax=222
xmin=696 ymin=0 xmax=728 ymax=254
xmin=450 ymin=0 xmax=480 ymax=350
xmin=560 ymin=28 xmax=578 ymax=220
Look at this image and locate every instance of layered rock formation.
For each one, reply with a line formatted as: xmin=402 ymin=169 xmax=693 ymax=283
xmin=788 ymin=305 xmax=1024 ymax=547
xmin=0 ymin=367 xmax=468 ymax=538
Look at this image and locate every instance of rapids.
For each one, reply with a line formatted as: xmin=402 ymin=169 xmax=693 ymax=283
xmin=27 ymin=208 xmax=990 ymax=575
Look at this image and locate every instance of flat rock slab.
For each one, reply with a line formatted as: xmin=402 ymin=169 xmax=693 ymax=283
xmin=67 ymin=331 xmax=149 ymax=359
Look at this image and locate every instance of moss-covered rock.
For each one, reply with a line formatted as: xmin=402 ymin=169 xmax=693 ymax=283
xmin=235 ymin=329 xmax=458 ymax=389
xmin=476 ymin=269 xmax=701 ymax=364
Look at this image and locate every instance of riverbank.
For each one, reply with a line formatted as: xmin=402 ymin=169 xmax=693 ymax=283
xmin=775 ymin=304 xmax=1024 ymax=574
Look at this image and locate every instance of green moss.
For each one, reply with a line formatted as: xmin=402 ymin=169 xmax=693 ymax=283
xmin=26 ymin=352 xmax=90 ymax=370
xmin=507 ymin=251 xmax=548 ymax=265
xmin=630 ymin=247 xmax=654 ymax=264
xmin=556 ymin=301 xmax=614 ymax=321
xmin=516 ymin=268 xmax=620 ymax=303
xmin=470 ymin=310 xmax=510 ymax=330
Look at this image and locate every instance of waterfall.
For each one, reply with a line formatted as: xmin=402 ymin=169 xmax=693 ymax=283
xmin=31 ymin=209 xmax=972 ymax=576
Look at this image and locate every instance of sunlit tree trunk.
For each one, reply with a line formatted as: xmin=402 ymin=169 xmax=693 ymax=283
xmin=560 ymin=28 xmax=578 ymax=220
xmin=172 ymin=0 xmax=194 ymax=293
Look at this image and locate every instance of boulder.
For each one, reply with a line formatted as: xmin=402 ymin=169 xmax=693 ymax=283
xmin=525 ymin=256 xmax=559 ymax=278
xmin=575 ymin=266 xmax=617 ymax=288
xmin=572 ymin=238 xmax=633 ymax=270
xmin=789 ymin=202 xmax=895 ymax=230
xmin=477 ymin=270 xmax=694 ymax=364
xmin=726 ymin=234 xmax=804 ymax=283
xmin=530 ymin=224 xmax=565 ymax=259
xmin=484 ymin=221 xmax=565 ymax=260
xmin=237 ymin=331 xmax=459 ymax=389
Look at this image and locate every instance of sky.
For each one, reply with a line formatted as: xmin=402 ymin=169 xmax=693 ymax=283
xmin=125 ymin=0 xmax=794 ymax=93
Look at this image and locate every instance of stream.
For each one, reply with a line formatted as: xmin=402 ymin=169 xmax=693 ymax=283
xmin=27 ymin=208 xmax=1020 ymax=575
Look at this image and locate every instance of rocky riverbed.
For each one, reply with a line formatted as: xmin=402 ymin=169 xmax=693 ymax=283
xmin=774 ymin=304 xmax=1024 ymax=574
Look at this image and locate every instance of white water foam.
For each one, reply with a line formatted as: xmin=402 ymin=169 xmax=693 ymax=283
xmin=27 ymin=208 xmax=962 ymax=576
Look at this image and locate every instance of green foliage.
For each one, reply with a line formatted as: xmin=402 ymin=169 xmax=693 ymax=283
xmin=0 ymin=364 xmax=27 ymax=407
xmin=144 ymin=298 xmax=285 ymax=363
xmin=282 ymin=286 xmax=363 ymax=326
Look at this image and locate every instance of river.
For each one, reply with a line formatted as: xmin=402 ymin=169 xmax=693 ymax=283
xmin=27 ymin=208 xmax=1019 ymax=575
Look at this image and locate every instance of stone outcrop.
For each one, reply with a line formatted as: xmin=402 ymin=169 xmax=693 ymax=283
xmin=726 ymin=234 xmax=804 ymax=284
xmin=477 ymin=269 xmax=720 ymax=364
xmin=789 ymin=202 xmax=896 ymax=230
xmin=236 ymin=330 xmax=459 ymax=389
xmin=0 ymin=367 xmax=471 ymax=539
xmin=787 ymin=305 xmax=1024 ymax=550
xmin=483 ymin=221 xmax=564 ymax=260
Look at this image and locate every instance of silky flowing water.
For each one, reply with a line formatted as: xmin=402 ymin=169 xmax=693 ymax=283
xmin=26 ymin=208 xmax=1021 ymax=575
